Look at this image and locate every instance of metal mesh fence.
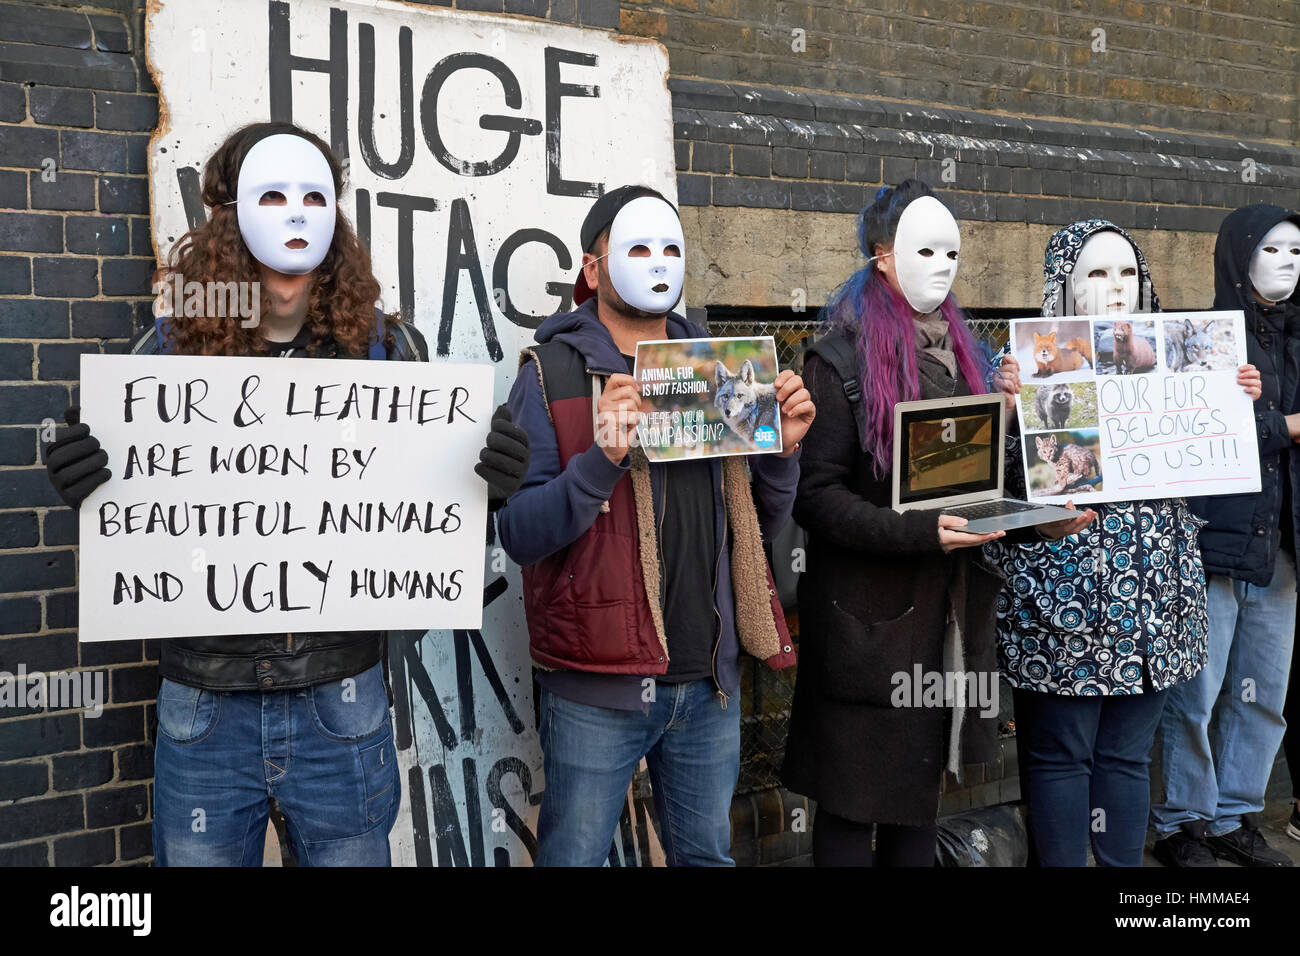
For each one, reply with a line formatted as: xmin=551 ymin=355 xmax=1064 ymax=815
xmin=709 ymin=312 xmax=1011 ymax=794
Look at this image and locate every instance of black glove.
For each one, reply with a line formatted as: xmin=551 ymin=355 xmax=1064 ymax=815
xmin=474 ymin=404 xmax=529 ymax=510
xmin=43 ymin=406 xmax=111 ymax=509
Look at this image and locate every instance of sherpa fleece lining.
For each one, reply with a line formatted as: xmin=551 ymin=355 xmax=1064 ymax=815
xmin=521 ymin=344 xmax=783 ymax=666
xmin=626 ymin=449 xmax=782 ymax=665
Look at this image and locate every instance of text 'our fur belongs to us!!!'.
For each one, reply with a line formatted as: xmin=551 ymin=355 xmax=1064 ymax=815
xmin=1010 ymin=312 xmax=1261 ymax=505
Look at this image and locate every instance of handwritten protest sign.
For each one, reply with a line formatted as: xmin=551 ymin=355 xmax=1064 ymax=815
xmin=634 ymin=337 xmax=783 ymax=462
xmin=77 ymin=354 xmax=492 ymax=642
xmin=1010 ymin=310 xmax=1260 ymax=504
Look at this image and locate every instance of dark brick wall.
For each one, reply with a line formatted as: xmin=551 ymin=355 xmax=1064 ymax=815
xmin=670 ymin=76 xmax=1300 ymax=231
xmin=626 ymin=0 xmax=1300 ymax=144
xmin=365 ymin=0 xmax=620 ymax=27
xmin=0 ymin=0 xmax=159 ymax=866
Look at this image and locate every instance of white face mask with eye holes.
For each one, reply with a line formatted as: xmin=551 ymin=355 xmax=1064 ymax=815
xmin=891 ymin=196 xmax=960 ymax=314
xmin=606 ymin=196 xmax=685 ymax=315
xmin=1070 ymin=231 xmax=1139 ymax=316
xmin=235 ymin=134 xmax=337 ymax=275
xmin=1249 ymin=220 xmax=1300 ymax=304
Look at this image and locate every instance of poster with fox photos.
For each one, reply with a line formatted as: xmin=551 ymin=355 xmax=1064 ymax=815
xmin=1009 ymin=311 xmax=1259 ymax=505
xmin=633 ymin=337 xmax=783 ymax=462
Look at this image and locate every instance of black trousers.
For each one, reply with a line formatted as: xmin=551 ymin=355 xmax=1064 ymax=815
xmin=812 ymin=809 xmax=937 ymax=867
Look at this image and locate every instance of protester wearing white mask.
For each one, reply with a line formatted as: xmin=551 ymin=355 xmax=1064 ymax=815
xmin=234 ymin=133 xmax=338 ymax=277
xmin=1154 ymin=204 xmax=1300 ymax=868
xmin=497 ymin=185 xmax=815 ymax=865
xmin=779 ymin=180 xmax=1075 ymax=867
xmin=603 ymin=195 xmax=687 ymax=315
xmin=41 ymin=122 xmax=530 ymax=866
xmin=889 ymin=194 xmax=962 ymax=314
xmin=871 ymin=192 xmax=1025 ymax=417
xmin=1068 ymin=229 xmax=1141 ymax=316
xmin=984 ymin=219 xmax=1262 ymax=868
xmin=1249 ymin=219 xmax=1300 ymax=304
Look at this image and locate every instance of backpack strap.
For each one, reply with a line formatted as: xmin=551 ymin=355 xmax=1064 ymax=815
xmin=805 ymin=330 xmax=867 ymax=448
xmin=389 ymin=320 xmax=421 ymax=361
xmin=371 ymin=310 xmax=428 ymax=362
xmin=369 ymin=309 xmax=389 ymax=361
xmin=134 ymin=320 xmax=163 ymax=355
xmin=145 ymin=312 xmax=175 ymax=355
xmin=519 ymin=340 xmax=589 ymax=422
xmin=148 ymin=306 xmax=418 ymax=360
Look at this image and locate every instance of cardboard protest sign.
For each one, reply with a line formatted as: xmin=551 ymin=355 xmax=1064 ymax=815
xmin=77 ymin=354 xmax=492 ymax=642
xmin=634 ymin=337 xmax=783 ymax=461
xmin=1010 ymin=311 xmax=1260 ymax=504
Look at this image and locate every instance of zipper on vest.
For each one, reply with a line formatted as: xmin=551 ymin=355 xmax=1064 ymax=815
xmin=657 ymin=467 xmax=669 ymax=626
xmin=286 ymin=633 xmax=293 ymax=652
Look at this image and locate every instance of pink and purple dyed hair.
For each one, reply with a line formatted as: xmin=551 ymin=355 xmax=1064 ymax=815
xmin=819 ymin=180 xmax=992 ymax=476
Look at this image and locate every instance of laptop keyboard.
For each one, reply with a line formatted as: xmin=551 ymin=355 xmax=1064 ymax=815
xmin=943 ymin=499 xmax=1039 ymax=520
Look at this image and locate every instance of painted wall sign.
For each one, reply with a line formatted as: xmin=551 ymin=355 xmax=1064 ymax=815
xmin=146 ymin=0 xmax=676 ymax=865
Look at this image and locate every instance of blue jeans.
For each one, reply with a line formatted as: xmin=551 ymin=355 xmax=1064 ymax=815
xmin=153 ymin=662 xmax=400 ymax=866
xmin=1013 ymin=685 xmax=1167 ymax=866
xmin=536 ymin=679 xmax=740 ymax=866
xmin=1153 ymin=550 xmax=1296 ymax=837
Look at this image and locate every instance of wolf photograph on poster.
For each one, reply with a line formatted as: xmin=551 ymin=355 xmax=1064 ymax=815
xmin=634 ymin=337 xmax=783 ymax=461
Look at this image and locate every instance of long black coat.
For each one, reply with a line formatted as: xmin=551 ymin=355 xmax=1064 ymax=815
xmin=1189 ymin=204 xmax=1300 ymax=586
xmin=780 ymin=348 xmax=1002 ymax=827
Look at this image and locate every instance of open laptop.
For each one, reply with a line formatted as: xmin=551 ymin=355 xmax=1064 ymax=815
xmin=891 ymin=393 xmax=1079 ymax=533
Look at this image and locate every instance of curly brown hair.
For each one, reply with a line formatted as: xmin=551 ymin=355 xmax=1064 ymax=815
xmin=155 ymin=122 xmax=397 ymax=357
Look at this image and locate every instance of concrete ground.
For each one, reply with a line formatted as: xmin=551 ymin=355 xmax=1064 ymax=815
xmin=1142 ymin=753 xmax=1300 ymax=867
xmin=255 ymin=755 xmax=1300 ymax=867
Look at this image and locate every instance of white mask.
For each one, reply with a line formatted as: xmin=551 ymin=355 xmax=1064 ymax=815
xmin=1071 ymin=231 xmax=1139 ymax=316
xmin=235 ymin=134 xmax=337 ymax=275
xmin=606 ymin=196 xmax=685 ymax=314
xmin=891 ymin=196 xmax=960 ymax=314
xmin=1248 ymin=220 xmax=1300 ymax=304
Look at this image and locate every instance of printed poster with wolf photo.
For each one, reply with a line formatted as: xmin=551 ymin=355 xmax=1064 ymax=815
xmin=1009 ymin=311 xmax=1260 ymax=505
xmin=634 ymin=337 xmax=783 ymax=462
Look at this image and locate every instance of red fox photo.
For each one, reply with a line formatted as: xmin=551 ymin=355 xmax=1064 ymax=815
xmin=1030 ymin=330 xmax=1094 ymax=376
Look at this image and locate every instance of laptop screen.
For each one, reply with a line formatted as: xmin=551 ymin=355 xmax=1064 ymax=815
xmin=896 ymin=397 xmax=1003 ymax=506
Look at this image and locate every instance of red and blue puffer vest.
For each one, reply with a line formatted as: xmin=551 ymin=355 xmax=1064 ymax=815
xmin=517 ymin=341 xmax=796 ymax=677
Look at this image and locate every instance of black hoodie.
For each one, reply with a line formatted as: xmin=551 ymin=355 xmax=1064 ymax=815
xmin=1189 ymin=204 xmax=1300 ymax=586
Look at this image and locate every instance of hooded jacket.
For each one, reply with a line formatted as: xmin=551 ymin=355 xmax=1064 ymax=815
xmin=1188 ymin=204 xmax=1300 ymax=586
xmin=985 ymin=220 xmax=1208 ymax=695
xmin=496 ymin=299 xmax=798 ymax=703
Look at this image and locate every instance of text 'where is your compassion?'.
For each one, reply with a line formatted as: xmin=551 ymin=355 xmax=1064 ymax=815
xmin=77 ymin=354 xmax=494 ymax=642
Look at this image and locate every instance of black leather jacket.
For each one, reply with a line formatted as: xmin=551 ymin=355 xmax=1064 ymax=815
xmin=128 ymin=316 xmax=429 ymax=691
